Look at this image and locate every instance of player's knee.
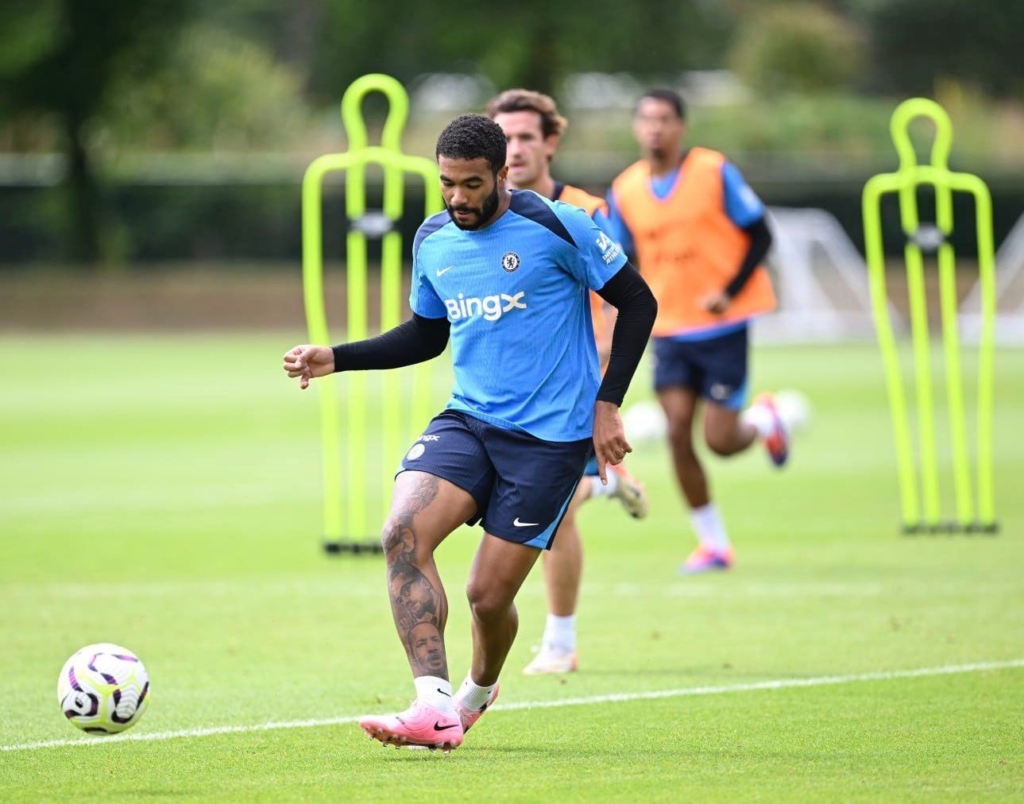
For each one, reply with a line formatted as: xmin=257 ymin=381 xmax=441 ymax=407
xmin=666 ymin=415 xmax=694 ymax=448
xmin=380 ymin=519 xmax=409 ymax=564
xmin=668 ymin=428 xmax=697 ymax=462
xmin=705 ymin=431 xmax=737 ymax=456
xmin=465 ymin=580 xmax=510 ymax=622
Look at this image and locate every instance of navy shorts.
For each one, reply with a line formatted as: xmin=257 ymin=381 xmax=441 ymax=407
xmin=653 ymin=326 xmax=749 ymax=411
xmin=398 ymin=411 xmax=592 ymax=549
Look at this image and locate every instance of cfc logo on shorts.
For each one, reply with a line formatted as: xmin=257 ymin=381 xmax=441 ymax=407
xmin=406 ymin=434 xmax=439 ymax=461
xmin=710 ymin=383 xmax=735 ymax=401
xmin=445 ymin=292 xmax=527 ymax=322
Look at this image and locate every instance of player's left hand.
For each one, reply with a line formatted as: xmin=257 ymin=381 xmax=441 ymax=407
xmin=702 ymin=291 xmax=731 ymax=315
xmin=592 ymin=400 xmax=632 ymax=485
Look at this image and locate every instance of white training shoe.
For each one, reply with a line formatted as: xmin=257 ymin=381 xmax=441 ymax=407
xmin=609 ymin=462 xmax=649 ymax=519
xmin=522 ymin=644 xmax=579 ymax=676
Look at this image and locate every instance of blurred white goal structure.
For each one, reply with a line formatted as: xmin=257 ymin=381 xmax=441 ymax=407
xmin=754 ymin=206 xmax=904 ymax=343
xmin=758 ymin=205 xmax=1024 ymax=346
xmin=960 ymin=211 xmax=1024 ymax=345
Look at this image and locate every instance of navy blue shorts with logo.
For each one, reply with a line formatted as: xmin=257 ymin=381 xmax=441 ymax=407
xmin=399 ymin=410 xmax=592 ymax=549
xmin=653 ymin=325 xmax=749 ymax=411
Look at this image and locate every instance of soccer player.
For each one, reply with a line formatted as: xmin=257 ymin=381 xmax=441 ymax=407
xmin=485 ymin=88 xmax=649 ymax=676
xmin=605 ymin=88 xmax=788 ymax=575
xmin=283 ymin=114 xmax=657 ymax=750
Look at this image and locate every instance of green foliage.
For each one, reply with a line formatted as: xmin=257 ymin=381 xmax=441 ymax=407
xmin=0 ymin=3 xmax=60 ymax=85
xmin=1 ymin=0 xmax=1023 ymax=266
xmin=689 ymin=93 xmax=896 ymax=166
xmin=0 ymin=0 xmax=187 ymax=114
xmin=102 ymin=25 xmax=314 ymax=151
xmin=729 ymin=3 xmax=866 ymax=96
xmin=307 ymin=0 xmax=733 ymax=106
xmin=0 ymin=0 xmax=198 ymax=263
xmin=865 ymin=0 xmax=1024 ymax=99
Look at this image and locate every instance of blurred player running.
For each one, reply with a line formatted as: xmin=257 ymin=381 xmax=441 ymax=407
xmin=487 ymin=88 xmax=649 ymax=676
xmin=606 ymin=88 xmax=789 ymax=575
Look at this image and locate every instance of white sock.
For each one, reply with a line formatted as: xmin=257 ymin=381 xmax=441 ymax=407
xmin=413 ymin=675 xmax=456 ymax=716
xmin=589 ymin=469 xmax=619 ymax=498
xmin=542 ymin=613 xmax=577 ymax=653
xmin=690 ymin=503 xmax=731 ymax=552
xmin=742 ymin=403 xmax=776 ymax=439
xmin=455 ymin=674 xmax=498 ymax=712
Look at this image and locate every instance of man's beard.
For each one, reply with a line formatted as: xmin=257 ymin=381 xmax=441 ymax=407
xmin=446 ymin=185 xmax=500 ymax=231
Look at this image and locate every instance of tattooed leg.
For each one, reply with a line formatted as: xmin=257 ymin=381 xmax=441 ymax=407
xmin=382 ymin=471 xmax=475 ymax=679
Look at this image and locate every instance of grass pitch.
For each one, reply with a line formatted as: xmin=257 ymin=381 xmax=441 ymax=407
xmin=1 ymin=334 xmax=1022 ymax=803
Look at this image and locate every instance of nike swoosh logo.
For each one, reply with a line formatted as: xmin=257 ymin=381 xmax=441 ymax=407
xmin=433 ymin=722 xmax=459 ymax=731
xmin=513 ymin=517 xmax=539 ymax=527
xmin=436 ymin=266 xmax=454 ymax=276
xmin=436 ymin=688 xmax=451 ymax=697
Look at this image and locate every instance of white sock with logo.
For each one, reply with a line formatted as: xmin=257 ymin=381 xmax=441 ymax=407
xmin=542 ymin=613 xmax=577 ymax=653
xmin=690 ymin=503 xmax=731 ymax=552
xmin=414 ymin=675 xmax=456 ymax=716
xmin=455 ymin=674 xmax=498 ymax=712
xmin=588 ymin=469 xmax=619 ymax=498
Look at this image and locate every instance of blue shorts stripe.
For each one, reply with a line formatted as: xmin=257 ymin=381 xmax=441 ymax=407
xmin=724 ymin=378 xmax=749 ymax=411
xmin=523 ymin=478 xmax=580 ymax=550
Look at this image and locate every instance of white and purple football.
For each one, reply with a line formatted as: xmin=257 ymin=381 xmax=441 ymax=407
xmin=57 ymin=643 xmax=150 ymax=734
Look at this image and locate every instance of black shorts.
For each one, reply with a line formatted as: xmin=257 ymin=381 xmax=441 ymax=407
xmin=652 ymin=326 xmax=749 ymax=410
xmin=398 ymin=411 xmax=592 ymax=549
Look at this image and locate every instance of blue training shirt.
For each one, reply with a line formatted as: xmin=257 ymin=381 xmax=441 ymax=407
xmin=410 ymin=190 xmax=628 ymax=442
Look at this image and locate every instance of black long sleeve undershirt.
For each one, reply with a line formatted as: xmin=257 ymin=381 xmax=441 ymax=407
xmin=595 ymin=262 xmax=658 ymax=406
xmin=331 ymin=313 xmax=450 ymax=372
xmin=724 ymin=216 xmax=773 ymax=298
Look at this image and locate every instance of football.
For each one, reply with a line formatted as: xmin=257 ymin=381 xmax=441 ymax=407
xmin=622 ymin=400 xmax=667 ymax=444
xmin=57 ymin=643 xmax=150 ymax=734
xmin=774 ymin=388 xmax=813 ymax=433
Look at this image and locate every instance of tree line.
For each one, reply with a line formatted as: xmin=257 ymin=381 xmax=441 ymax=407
xmin=1 ymin=0 xmax=1021 ymax=264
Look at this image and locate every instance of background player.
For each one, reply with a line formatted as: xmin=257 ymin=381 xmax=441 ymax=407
xmin=606 ymin=88 xmax=788 ymax=575
xmin=486 ymin=88 xmax=649 ymax=675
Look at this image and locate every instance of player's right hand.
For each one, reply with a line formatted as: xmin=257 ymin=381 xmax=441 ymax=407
xmin=592 ymin=400 xmax=632 ymax=484
xmin=282 ymin=345 xmax=335 ymax=389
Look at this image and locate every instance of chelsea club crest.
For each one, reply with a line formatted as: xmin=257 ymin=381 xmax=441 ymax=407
xmin=501 ymin=252 xmax=521 ymax=273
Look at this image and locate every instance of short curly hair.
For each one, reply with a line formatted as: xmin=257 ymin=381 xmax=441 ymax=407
xmin=435 ymin=114 xmax=508 ymax=174
xmin=484 ymin=89 xmax=568 ymax=140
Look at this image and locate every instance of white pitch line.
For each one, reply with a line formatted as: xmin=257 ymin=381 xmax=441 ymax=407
xmin=6 ymin=579 xmax=955 ymax=600
xmin=4 ymin=658 xmax=1022 ymax=753
xmin=491 ymin=658 xmax=1024 ymax=711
